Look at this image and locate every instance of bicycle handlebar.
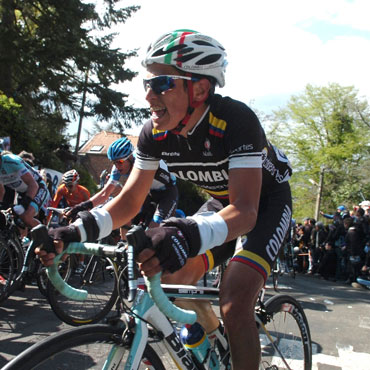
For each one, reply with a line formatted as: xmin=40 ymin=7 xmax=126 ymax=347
xmin=48 ymin=242 xmax=105 ymax=301
xmin=144 ymin=273 xmax=197 ymax=324
xmin=32 ymin=225 xmax=197 ymax=324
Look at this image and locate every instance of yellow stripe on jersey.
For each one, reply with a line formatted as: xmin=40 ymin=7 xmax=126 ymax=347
xmin=204 ymin=188 xmax=229 ymax=197
xmin=209 ymin=113 xmax=227 ymax=138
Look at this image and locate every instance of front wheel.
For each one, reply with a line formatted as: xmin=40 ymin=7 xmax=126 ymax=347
xmin=47 ymin=255 xmax=118 ymax=326
xmin=260 ymin=294 xmax=312 ymax=370
xmin=2 ymin=324 xmax=166 ymax=370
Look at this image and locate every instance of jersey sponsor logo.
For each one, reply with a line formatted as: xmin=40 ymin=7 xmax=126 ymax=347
xmin=204 ymin=138 xmax=211 ymax=150
xmin=175 ymin=169 xmax=228 ymax=183
xmin=262 ymin=147 xmax=291 ymax=183
xmin=230 ymin=144 xmax=254 ymax=153
xmin=161 ymin=151 xmax=180 ymax=157
xmin=266 ymin=205 xmax=292 ymax=261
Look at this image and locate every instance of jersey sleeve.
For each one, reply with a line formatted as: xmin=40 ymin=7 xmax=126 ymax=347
xmin=49 ymin=185 xmax=65 ymax=208
xmin=135 ymin=120 xmax=161 ymax=171
xmin=106 ymin=166 xmax=123 ymax=186
xmin=221 ymin=100 xmax=265 ymax=170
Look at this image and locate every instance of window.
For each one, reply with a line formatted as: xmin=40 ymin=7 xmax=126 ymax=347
xmin=89 ymin=145 xmax=104 ymax=153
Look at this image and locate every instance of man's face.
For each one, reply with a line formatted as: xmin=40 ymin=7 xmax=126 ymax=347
xmin=112 ymin=157 xmax=132 ymax=176
xmin=66 ymin=183 xmax=77 ymax=193
xmin=144 ymin=64 xmax=189 ymax=131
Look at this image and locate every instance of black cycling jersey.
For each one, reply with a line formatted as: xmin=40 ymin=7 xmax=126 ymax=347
xmin=136 ymin=94 xmax=292 ymax=206
xmin=135 ymin=94 xmax=292 ymax=281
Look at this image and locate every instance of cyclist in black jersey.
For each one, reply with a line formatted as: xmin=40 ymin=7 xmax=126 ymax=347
xmin=37 ymin=29 xmax=292 ymax=370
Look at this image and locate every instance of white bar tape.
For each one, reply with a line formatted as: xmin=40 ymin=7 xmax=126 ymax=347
xmin=188 ymin=211 xmax=228 ymax=255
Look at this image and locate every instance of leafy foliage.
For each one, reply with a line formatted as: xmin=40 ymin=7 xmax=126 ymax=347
xmin=0 ymin=0 xmax=148 ymax=170
xmin=267 ymin=83 xmax=370 ymax=221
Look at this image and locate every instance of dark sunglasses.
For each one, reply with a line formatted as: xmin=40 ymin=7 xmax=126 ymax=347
xmin=143 ymin=75 xmax=199 ymax=95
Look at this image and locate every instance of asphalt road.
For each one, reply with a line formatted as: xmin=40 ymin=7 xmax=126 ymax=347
xmin=0 ymin=273 xmax=369 ymax=369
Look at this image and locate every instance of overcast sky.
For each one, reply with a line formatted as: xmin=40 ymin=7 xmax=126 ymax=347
xmin=74 ymin=0 xmax=370 ymax=141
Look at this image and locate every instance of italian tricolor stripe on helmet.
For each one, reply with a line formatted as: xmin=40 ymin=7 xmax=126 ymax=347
xmin=164 ymin=30 xmax=197 ymax=67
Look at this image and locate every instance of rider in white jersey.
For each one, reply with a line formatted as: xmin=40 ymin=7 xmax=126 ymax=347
xmin=0 ymin=150 xmax=49 ymax=229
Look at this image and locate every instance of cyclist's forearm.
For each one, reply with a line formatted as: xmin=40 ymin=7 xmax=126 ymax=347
xmin=105 ymin=167 xmax=154 ymax=230
xmin=89 ymin=183 xmax=115 ymax=207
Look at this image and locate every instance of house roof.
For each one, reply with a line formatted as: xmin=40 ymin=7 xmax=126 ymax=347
xmin=78 ymin=131 xmax=138 ymax=155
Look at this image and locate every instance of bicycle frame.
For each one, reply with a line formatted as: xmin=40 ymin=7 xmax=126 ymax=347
xmin=28 ymin=225 xmax=311 ymax=370
xmin=105 ymin=283 xmax=224 ymax=370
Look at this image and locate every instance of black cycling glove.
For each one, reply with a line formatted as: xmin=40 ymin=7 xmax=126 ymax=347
xmin=69 ymin=200 xmax=93 ymax=219
xmin=145 ymin=217 xmax=201 ymax=273
xmin=20 ymin=195 xmax=33 ymax=210
xmin=160 ymin=217 xmax=201 ymax=257
xmin=48 ymin=225 xmax=81 ymax=243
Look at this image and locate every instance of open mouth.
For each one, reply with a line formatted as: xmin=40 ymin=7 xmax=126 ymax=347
xmin=151 ymin=106 xmax=167 ymax=120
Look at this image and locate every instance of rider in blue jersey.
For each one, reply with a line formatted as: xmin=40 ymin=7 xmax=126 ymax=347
xmin=0 ymin=149 xmax=49 ymax=229
xmin=67 ymin=137 xmax=179 ymax=241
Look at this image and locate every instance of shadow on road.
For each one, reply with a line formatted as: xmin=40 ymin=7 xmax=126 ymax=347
xmin=0 ymin=285 xmax=65 ymax=367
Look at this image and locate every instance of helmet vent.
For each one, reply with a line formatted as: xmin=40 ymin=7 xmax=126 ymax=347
xmin=152 ymin=44 xmax=188 ymax=57
xmin=176 ymin=52 xmax=202 ymax=63
xmin=193 ymin=40 xmax=225 ymax=51
xmin=196 ymin=54 xmax=222 ymax=65
xmin=193 ymin=40 xmax=215 ymax=47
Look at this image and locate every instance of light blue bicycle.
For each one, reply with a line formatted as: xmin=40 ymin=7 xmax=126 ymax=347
xmin=2 ymin=225 xmax=312 ymax=370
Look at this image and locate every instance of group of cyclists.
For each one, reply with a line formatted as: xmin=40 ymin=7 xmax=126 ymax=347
xmin=2 ymin=29 xmax=295 ymax=369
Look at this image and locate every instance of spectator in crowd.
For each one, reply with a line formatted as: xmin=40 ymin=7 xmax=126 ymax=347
xmin=318 ymin=241 xmax=337 ymax=280
xmin=343 ymin=209 xmax=368 ymax=284
xmin=309 ymin=221 xmax=328 ymax=274
xmin=320 ymin=205 xmax=347 ymax=220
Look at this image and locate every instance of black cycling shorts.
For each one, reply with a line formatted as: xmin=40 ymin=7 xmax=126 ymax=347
xmin=200 ymin=182 xmax=292 ymax=282
xmin=132 ymin=185 xmax=179 ymax=226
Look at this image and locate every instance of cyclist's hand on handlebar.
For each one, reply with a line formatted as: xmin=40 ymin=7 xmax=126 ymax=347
xmin=138 ymin=226 xmax=190 ymax=275
xmin=35 ymin=225 xmax=81 ymax=267
xmin=35 ymin=240 xmax=64 ymax=267
xmin=67 ymin=200 xmax=93 ymax=220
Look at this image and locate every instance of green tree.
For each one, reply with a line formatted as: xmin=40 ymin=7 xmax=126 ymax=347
xmin=0 ymin=0 xmax=148 ymax=169
xmin=267 ymin=83 xmax=370 ymax=221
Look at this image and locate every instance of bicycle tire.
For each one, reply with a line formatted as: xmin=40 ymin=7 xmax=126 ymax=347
xmin=47 ymin=255 xmax=118 ymax=326
xmin=2 ymin=324 xmax=166 ymax=370
xmin=36 ymin=261 xmax=49 ymax=297
xmin=260 ymin=294 xmax=312 ymax=370
xmin=0 ymin=241 xmax=15 ymax=303
xmin=7 ymin=237 xmax=24 ymax=294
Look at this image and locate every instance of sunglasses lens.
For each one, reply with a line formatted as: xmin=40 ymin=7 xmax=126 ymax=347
xmin=143 ymin=76 xmax=174 ymax=94
xmin=113 ymin=159 xmax=124 ymax=165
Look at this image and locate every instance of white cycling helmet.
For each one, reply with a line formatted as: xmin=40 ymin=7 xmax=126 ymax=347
xmin=143 ymin=29 xmax=227 ymax=87
xmin=62 ymin=169 xmax=80 ymax=187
